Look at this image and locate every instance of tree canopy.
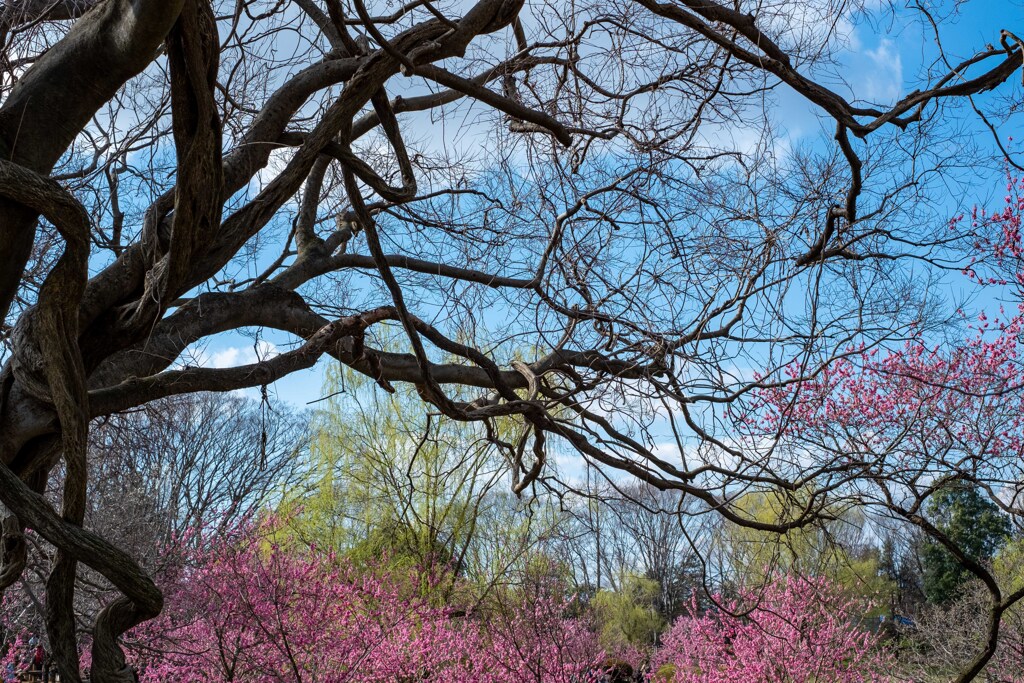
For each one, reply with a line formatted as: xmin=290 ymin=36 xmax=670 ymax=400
xmin=0 ymin=1 xmax=1021 ymax=680
xmin=921 ymin=482 xmax=1012 ymax=605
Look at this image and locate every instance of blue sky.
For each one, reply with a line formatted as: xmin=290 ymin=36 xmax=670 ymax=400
xmin=184 ymin=0 xmax=1023 ymax=416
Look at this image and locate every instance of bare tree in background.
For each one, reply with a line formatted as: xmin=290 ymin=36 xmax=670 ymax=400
xmin=549 ymin=480 xmax=705 ymax=621
xmin=87 ymin=392 xmax=307 ymax=543
xmin=2 ymin=392 xmax=306 ymax=667
xmin=0 ymin=0 xmax=1020 ymax=679
xmin=604 ymin=484 xmax=704 ymax=621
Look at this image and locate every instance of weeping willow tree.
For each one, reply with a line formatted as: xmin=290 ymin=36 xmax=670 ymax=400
xmin=721 ymin=489 xmax=895 ymax=610
xmin=275 ymin=349 xmax=585 ymax=604
xmin=277 ymin=358 xmax=507 ymax=577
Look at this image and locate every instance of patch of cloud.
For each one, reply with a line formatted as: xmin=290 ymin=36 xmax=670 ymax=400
xmin=859 ymin=38 xmax=903 ymax=104
xmin=178 ymin=339 xmax=280 ymax=370
xmin=208 ymin=340 xmax=280 ymax=369
xmin=249 ymin=146 xmax=296 ymax=195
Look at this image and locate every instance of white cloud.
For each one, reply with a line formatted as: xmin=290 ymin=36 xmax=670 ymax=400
xmin=179 ymin=339 xmax=280 ymax=370
xmin=860 ymin=38 xmax=903 ymax=104
xmin=207 ymin=340 xmax=279 ymax=369
xmin=249 ymin=146 xmax=296 ymax=194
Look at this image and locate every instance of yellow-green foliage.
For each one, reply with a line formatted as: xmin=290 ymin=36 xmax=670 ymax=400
xmin=592 ymin=573 xmax=665 ymax=650
xmin=724 ymin=489 xmax=895 ymax=611
xmin=652 ymin=663 xmax=678 ymax=683
xmin=994 ymin=539 xmax=1024 ymax=593
xmin=274 ymin=360 xmax=502 ymax=578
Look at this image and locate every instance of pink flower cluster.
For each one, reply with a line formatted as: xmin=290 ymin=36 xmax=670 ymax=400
xmin=125 ymin=519 xmax=603 ymax=683
xmin=751 ymin=177 xmax=1024 ymax=474
xmin=1 ymin=630 xmax=31 ymax=682
xmin=961 ymin=174 xmax=1024 ymax=290
xmin=652 ymin=576 xmax=892 ymax=683
xmin=5 ymin=526 xmax=901 ymax=682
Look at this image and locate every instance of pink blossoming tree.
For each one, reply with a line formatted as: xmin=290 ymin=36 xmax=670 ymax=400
xmin=124 ymin=518 xmax=603 ymax=683
xmin=652 ymin=575 xmax=891 ymax=683
xmin=744 ymin=175 xmax=1024 ymax=683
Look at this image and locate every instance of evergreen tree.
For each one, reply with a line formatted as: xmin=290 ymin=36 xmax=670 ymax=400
xmin=921 ymin=482 xmax=1011 ymax=604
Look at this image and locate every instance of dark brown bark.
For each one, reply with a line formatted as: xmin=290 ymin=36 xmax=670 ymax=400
xmin=0 ymin=0 xmax=1019 ymax=679
xmin=0 ymin=0 xmax=186 ymax=324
